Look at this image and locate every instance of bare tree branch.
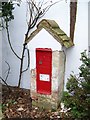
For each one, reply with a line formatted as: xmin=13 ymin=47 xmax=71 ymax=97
xmin=6 ymin=21 xmax=21 ymax=60
xmin=22 ymin=48 xmax=30 ymax=73
xmin=18 ymin=0 xmax=61 ymax=87
xmin=26 ymin=0 xmax=61 ymax=39
xmin=0 ymin=77 xmax=11 ymax=91
xmin=39 ymin=0 xmax=61 ymax=18
xmin=5 ymin=61 xmax=10 ymax=82
xmin=26 ymin=0 xmax=41 ymax=37
xmin=0 ymin=61 xmax=11 ymax=91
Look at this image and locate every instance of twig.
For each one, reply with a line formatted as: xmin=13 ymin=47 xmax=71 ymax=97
xmin=18 ymin=43 xmax=26 ymax=87
xmin=39 ymin=0 xmax=61 ymax=18
xmin=18 ymin=0 xmax=61 ymax=87
xmin=22 ymin=48 xmax=30 ymax=73
xmin=26 ymin=0 xmax=61 ymax=38
xmin=0 ymin=77 xmax=11 ymax=91
xmin=5 ymin=61 xmax=10 ymax=82
xmin=6 ymin=21 xmax=21 ymax=60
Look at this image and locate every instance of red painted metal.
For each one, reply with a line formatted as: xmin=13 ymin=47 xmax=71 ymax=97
xmin=36 ymin=48 xmax=52 ymax=95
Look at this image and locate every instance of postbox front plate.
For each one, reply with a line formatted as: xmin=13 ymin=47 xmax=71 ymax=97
xmin=36 ymin=48 xmax=52 ymax=95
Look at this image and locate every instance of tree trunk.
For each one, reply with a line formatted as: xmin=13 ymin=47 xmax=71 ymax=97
xmin=18 ymin=43 xmax=27 ymax=87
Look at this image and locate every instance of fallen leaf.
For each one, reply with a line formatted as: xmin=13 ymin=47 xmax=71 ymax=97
xmin=17 ymin=107 xmax=24 ymax=111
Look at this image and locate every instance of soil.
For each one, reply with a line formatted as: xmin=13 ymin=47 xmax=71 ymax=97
xmin=1 ymin=84 xmax=65 ymax=120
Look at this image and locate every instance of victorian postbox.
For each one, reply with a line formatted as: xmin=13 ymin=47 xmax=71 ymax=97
xmin=36 ymin=48 xmax=52 ymax=95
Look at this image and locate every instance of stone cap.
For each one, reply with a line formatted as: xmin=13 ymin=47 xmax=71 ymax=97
xmin=25 ymin=19 xmax=74 ymax=48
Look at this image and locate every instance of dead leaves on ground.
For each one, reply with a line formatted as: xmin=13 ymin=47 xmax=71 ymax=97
xmin=2 ymin=85 xmax=63 ymax=119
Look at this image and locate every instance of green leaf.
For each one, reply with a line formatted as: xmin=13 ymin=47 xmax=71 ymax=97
xmin=62 ymin=51 xmax=90 ymax=119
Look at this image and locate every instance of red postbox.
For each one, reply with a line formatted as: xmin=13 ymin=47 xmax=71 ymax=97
xmin=36 ymin=48 xmax=52 ymax=95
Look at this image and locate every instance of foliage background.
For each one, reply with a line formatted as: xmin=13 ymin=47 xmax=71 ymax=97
xmin=62 ymin=51 xmax=90 ymax=119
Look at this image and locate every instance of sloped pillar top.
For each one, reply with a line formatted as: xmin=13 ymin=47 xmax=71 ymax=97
xmin=25 ymin=19 xmax=74 ymax=48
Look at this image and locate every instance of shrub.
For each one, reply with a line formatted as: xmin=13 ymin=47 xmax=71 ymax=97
xmin=62 ymin=51 xmax=90 ymax=120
